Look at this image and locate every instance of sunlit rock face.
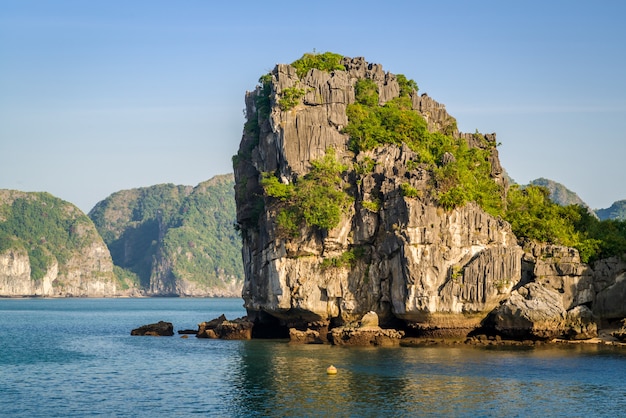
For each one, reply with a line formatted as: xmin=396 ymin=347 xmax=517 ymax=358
xmin=233 ymin=56 xmax=519 ymax=334
xmin=233 ymin=55 xmax=624 ymax=339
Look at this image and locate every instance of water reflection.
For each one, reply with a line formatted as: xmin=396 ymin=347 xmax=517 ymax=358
xmin=230 ymin=342 xmax=626 ymax=417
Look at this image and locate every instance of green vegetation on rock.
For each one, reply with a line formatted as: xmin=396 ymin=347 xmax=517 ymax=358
xmin=504 ymin=185 xmax=626 ymax=263
xmin=291 ymin=51 xmax=344 ymax=78
xmin=345 ymin=79 xmax=503 ymax=216
xmin=239 ymin=52 xmax=626 ymax=269
xmin=278 ymin=86 xmax=307 ymax=111
xmin=320 ymin=246 xmax=366 ymax=270
xmin=261 ymin=148 xmax=352 ymax=235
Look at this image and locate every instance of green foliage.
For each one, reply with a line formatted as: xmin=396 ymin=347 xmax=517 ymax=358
xmin=320 ymin=247 xmax=365 ymax=269
xmin=0 ymin=192 xmax=99 ymax=279
xmin=29 ymin=246 xmax=53 ymax=281
xmin=354 ymin=156 xmax=376 ymax=175
xmin=345 ymin=96 xmax=430 ymax=154
xmin=503 ymin=185 xmax=626 ymax=263
xmin=400 ymin=183 xmax=421 ymax=199
xmin=361 ymin=199 xmax=381 ymax=212
xmin=345 ymin=87 xmax=503 ymax=215
xmin=451 ymin=265 xmax=464 ymax=280
xmin=90 ymin=175 xmax=243 ymax=290
xmin=585 ymin=219 xmax=626 ymax=262
xmin=162 ymin=180 xmax=242 ymax=286
xmin=0 ymin=230 xmax=21 ymax=253
xmin=432 ymin=140 xmax=504 ymax=216
xmin=275 ymin=208 xmax=300 ymax=237
xmin=113 ymin=266 xmax=140 ymax=290
xmin=396 ymin=74 xmax=418 ymax=97
xmin=354 ymin=79 xmax=379 ymax=107
xmin=278 ymin=86 xmax=306 ymax=111
xmin=506 ymin=185 xmax=580 ymax=245
xmin=261 ymin=173 xmax=293 ymax=201
xmin=262 ymin=149 xmax=352 ymax=234
xmin=291 ymin=51 xmax=344 ymax=78
xmin=256 ymin=73 xmax=273 ymax=119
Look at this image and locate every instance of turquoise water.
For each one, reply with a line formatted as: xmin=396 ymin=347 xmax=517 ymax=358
xmin=1 ymin=298 xmax=626 ymax=417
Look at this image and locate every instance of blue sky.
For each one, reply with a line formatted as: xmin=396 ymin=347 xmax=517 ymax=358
xmin=1 ymin=0 xmax=625 ymax=212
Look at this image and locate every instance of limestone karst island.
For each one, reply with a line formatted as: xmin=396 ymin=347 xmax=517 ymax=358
xmin=231 ymin=52 xmax=626 ymax=345
xmin=2 ymin=52 xmax=626 ymax=346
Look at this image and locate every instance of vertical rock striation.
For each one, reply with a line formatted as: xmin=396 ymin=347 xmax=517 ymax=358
xmin=234 ymin=56 xmax=519 ymax=334
xmin=233 ymin=54 xmax=626 ymax=340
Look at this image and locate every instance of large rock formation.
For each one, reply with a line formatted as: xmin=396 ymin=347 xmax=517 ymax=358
xmin=233 ymin=54 xmax=626 ymax=341
xmin=0 ymin=190 xmax=130 ymax=297
xmin=234 ymin=56 xmax=517 ymax=334
xmin=89 ymin=174 xmax=243 ymax=297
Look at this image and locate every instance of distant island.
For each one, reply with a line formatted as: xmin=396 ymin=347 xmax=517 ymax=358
xmin=0 ymin=174 xmax=243 ymax=297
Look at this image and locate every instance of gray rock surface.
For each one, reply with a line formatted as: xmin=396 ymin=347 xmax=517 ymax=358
xmin=233 ymin=55 xmax=626 ymax=340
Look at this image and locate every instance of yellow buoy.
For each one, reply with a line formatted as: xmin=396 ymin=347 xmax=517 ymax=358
xmin=326 ymin=365 xmax=337 ymax=375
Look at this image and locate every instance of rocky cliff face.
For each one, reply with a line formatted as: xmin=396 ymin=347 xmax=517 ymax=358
xmin=234 ymin=56 xmax=517 ymax=333
xmin=0 ymin=190 xmax=127 ymax=297
xmin=233 ymin=55 xmax=626 ymax=340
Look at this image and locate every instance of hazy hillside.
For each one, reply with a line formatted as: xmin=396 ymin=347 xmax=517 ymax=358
xmin=596 ymin=200 xmax=626 ymax=221
xmin=89 ymin=174 xmax=243 ymax=296
xmin=529 ymin=178 xmax=591 ymax=209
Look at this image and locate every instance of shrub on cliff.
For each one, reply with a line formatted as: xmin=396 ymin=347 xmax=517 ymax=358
xmin=261 ymin=149 xmax=352 ymax=235
xmin=345 ymin=79 xmax=503 ymax=216
xmin=291 ymin=51 xmax=344 ymax=78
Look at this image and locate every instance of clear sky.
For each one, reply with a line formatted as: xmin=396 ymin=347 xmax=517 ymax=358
xmin=1 ymin=0 xmax=625 ymax=213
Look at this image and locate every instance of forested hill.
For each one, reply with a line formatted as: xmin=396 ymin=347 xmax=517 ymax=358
xmin=0 ymin=190 xmax=123 ymax=296
xmin=89 ymin=174 xmax=243 ymax=296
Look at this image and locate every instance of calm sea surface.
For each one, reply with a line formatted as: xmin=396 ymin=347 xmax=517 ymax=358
xmin=1 ymin=298 xmax=626 ymax=417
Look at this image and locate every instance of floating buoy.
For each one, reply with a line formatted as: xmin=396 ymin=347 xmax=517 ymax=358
xmin=326 ymin=365 xmax=337 ymax=375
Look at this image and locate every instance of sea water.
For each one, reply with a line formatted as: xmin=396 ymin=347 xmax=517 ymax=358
xmin=1 ymin=298 xmax=626 ymax=417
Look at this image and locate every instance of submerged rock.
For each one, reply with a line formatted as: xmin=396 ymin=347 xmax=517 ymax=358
xmin=130 ymin=321 xmax=174 ymax=336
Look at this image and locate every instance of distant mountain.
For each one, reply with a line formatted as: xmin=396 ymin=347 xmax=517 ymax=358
xmin=529 ymin=178 xmax=592 ymax=210
xmin=596 ymin=200 xmax=626 ymax=221
xmin=89 ymin=174 xmax=242 ymax=296
xmin=0 ymin=190 xmax=131 ymax=296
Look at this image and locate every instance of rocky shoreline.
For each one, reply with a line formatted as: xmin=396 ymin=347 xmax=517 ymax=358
xmin=131 ymin=312 xmax=626 ymax=349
